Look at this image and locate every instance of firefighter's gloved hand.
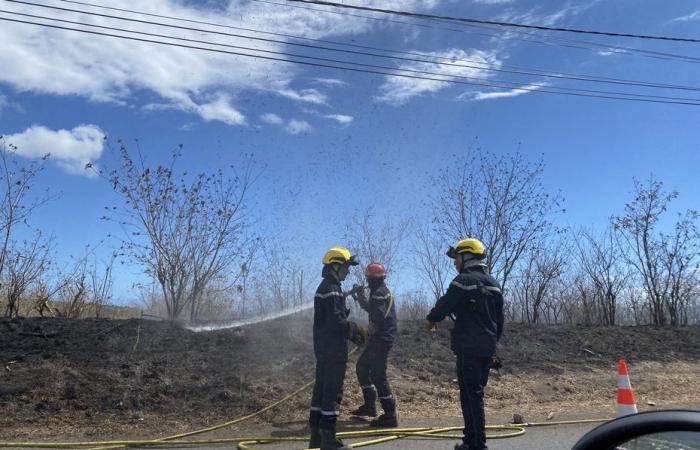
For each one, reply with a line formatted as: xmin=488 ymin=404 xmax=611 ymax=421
xmin=348 ymin=322 xmax=368 ymax=347
xmin=352 ymin=284 xmax=369 ymax=310
xmin=490 ymin=355 xmax=502 ymax=371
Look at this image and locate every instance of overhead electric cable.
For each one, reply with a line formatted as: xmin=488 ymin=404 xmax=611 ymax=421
xmin=5 ymin=8 xmax=700 ymax=104
xmin=287 ymin=0 xmax=700 ymax=44
xmin=60 ymin=0 xmax=700 ymax=64
xmin=257 ymin=0 xmax=700 ymax=64
xmin=2 ymin=14 xmax=700 ymax=107
xmin=6 ymin=0 xmax=700 ymax=93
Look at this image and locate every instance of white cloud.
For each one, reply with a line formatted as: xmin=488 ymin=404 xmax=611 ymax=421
xmin=260 ymin=113 xmax=284 ymax=125
xmin=312 ymin=78 xmax=348 ymax=87
xmin=473 ymin=0 xmax=516 ymax=4
xmin=499 ymin=2 xmax=598 ymax=27
xmin=324 ymin=114 xmax=354 ymax=125
xmin=375 ymin=48 xmax=501 ymax=105
xmin=0 ymin=0 xmax=440 ymax=124
xmin=3 ymin=124 xmax=105 ymax=176
xmin=670 ymin=10 xmax=700 ymax=23
xmin=276 ymin=88 xmax=328 ymax=105
xmin=285 ymin=119 xmax=313 ymax=135
xmin=195 ymin=94 xmax=246 ymax=126
xmin=463 ymin=82 xmax=548 ymax=101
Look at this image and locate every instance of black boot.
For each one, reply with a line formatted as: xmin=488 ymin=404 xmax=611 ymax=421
xmin=308 ymin=426 xmax=321 ymax=449
xmin=370 ymin=397 xmax=398 ymax=428
xmin=319 ymin=427 xmax=352 ymax=450
xmin=351 ymin=387 xmax=377 ymax=417
xmin=309 ymin=409 xmax=322 ymax=449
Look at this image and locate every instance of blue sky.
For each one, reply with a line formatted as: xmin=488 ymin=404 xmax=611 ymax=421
xmin=1 ymin=0 xmax=699 ymax=302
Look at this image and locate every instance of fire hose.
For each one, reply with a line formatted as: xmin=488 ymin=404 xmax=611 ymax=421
xmin=0 ymin=347 xmax=611 ymax=450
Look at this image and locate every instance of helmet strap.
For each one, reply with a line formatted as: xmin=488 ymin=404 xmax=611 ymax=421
xmin=459 ymin=254 xmax=485 ymax=271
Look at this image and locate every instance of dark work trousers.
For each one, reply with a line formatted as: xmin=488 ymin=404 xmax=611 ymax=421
xmin=456 ymin=355 xmax=491 ymax=450
xmin=310 ymin=356 xmax=348 ymax=429
xmin=356 ymin=339 xmax=393 ymax=400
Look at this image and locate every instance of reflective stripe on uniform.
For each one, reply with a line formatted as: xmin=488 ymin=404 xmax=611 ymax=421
xmin=310 ymin=406 xmax=322 ymax=412
xmin=321 ymin=410 xmax=340 ymax=416
xmin=315 ymin=291 xmax=343 ymax=299
xmin=361 ymin=385 xmax=376 ymax=390
xmin=485 ymin=286 xmax=502 ymax=293
xmin=450 ymin=280 xmax=478 ymax=291
xmin=384 ymin=289 xmax=394 ymax=319
xmin=370 ymin=294 xmax=389 ymax=300
xmin=378 ymin=395 xmax=393 ymax=400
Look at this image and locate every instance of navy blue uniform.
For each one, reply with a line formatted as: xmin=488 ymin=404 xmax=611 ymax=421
xmin=427 ymin=265 xmax=504 ymax=450
xmin=356 ymin=284 xmax=397 ymax=410
xmin=310 ymin=275 xmax=351 ymax=431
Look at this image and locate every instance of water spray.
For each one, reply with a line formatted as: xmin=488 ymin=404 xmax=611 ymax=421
xmin=186 ymin=287 xmax=364 ymax=332
xmin=186 ymin=301 xmax=314 ymax=332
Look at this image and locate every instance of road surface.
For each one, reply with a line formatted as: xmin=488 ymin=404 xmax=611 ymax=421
xmin=182 ymin=418 xmax=601 ymax=450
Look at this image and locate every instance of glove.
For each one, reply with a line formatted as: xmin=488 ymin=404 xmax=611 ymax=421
xmin=351 ymin=284 xmax=369 ymax=310
xmin=490 ymin=355 xmax=502 ymax=371
xmin=348 ymin=322 xmax=368 ymax=347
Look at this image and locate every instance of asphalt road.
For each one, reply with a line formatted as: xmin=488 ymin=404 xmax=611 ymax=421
xmin=170 ymin=418 xmax=601 ymax=450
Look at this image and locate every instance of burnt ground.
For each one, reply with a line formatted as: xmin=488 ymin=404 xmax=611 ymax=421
xmin=1 ymin=317 xmax=700 ymax=440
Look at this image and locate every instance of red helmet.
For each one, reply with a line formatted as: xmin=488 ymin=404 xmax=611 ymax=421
xmin=365 ymin=262 xmax=387 ymax=278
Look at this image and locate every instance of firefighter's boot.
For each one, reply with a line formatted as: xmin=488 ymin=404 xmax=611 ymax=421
xmin=370 ymin=397 xmax=398 ymax=428
xmin=351 ymin=387 xmax=377 ymax=417
xmin=308 ymin=426 xmax=321 ymax=449
xmin=319 ymin=426 xmax=351 ymax=450
xmin=308 ymin=409 xmax=322 ymax=448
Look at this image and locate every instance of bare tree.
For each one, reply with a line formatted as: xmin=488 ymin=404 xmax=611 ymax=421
xmin=343 ymin=207 xmax=410 ymax=284
xmin=244 ymin=245 xmax=311 ymax=318
xmin=55 ymin=255 xmax=90 ymax=319
xmin=512 ymin=238 xmax=568 ymax=324
xmin=3 ymin=233 xmax=52 ymax=317
xmin=574 ymin=226 xmax=629 ymax=326
xmin=433 ymin=151 xmax=563 ymax=290
xmin=663 ymin=212 xmax=700 ymax=325
xmin=100 ymin=142 xmax=256 ymax=321
xmin=613 ymin=177 xmax=700 ymax=326
xmin=0 ymin=137 xmax=52 ymax=294
xmin=412 ymin=223 xmax=451 ymax=303
xmin=397 ymin=289 xmax=429 ymax=320
xmin=90 ymin=254 xmax=115 ymax=319
xmin=33 ymin=276 xmax=64 ymax=317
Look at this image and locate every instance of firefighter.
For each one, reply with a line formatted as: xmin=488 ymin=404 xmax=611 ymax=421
xmin=309 ymin=247 xmax=368 ymax=450
xmin=426 ymin=238 xmax=504 ymax=450
xmin=350 ymin=262 xmax=398 ymax=428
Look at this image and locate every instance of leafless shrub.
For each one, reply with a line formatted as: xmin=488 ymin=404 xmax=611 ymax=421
xmin=613 ymin=177 xmax=700 ymax=325
xmin=98 ymin=142 xmax=257 ymax=322
xmin=432 ymin=151 xmax=564 ymax=291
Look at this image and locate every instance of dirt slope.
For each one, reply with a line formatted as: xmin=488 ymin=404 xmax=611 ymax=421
xmin=1 ymin=317 xmax=699 ymax=440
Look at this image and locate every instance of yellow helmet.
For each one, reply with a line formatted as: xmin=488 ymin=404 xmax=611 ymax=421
xmin=322 ymin=247 xmax=359 ymax=266
xmin=447 ymin=238 xmax=486 ymax=259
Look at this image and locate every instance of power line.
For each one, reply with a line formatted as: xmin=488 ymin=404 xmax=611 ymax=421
xmin=66 ymin=0 xmax=700 ymax=86
xmin=460 ymin=21 xmax=700 ymax=64
xmin=8 ymin=0 xmax=700 ymax=94
xmin=2 ymin=14 xmax=700 ymax=107
xmin=249 ymin=0 xmax=700 ymax=64
xmin=59 ymin=0 xmax=700 ymax=67
xmin=287 ymin=0 xmax=700 ymax=44
xmin=4 ymin=7 xmax=700 ymax=103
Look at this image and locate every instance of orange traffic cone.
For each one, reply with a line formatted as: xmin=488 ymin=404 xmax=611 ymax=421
xmin=617 ymin=359 xmax=638 ymax=416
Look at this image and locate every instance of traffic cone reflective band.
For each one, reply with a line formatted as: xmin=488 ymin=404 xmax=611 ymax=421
xmin=617 ymin=359 xmax=638 ymax=417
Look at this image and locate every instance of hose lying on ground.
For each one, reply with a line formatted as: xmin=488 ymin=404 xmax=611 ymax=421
xmin=0 ymin=345 xmax=611 ymax=449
